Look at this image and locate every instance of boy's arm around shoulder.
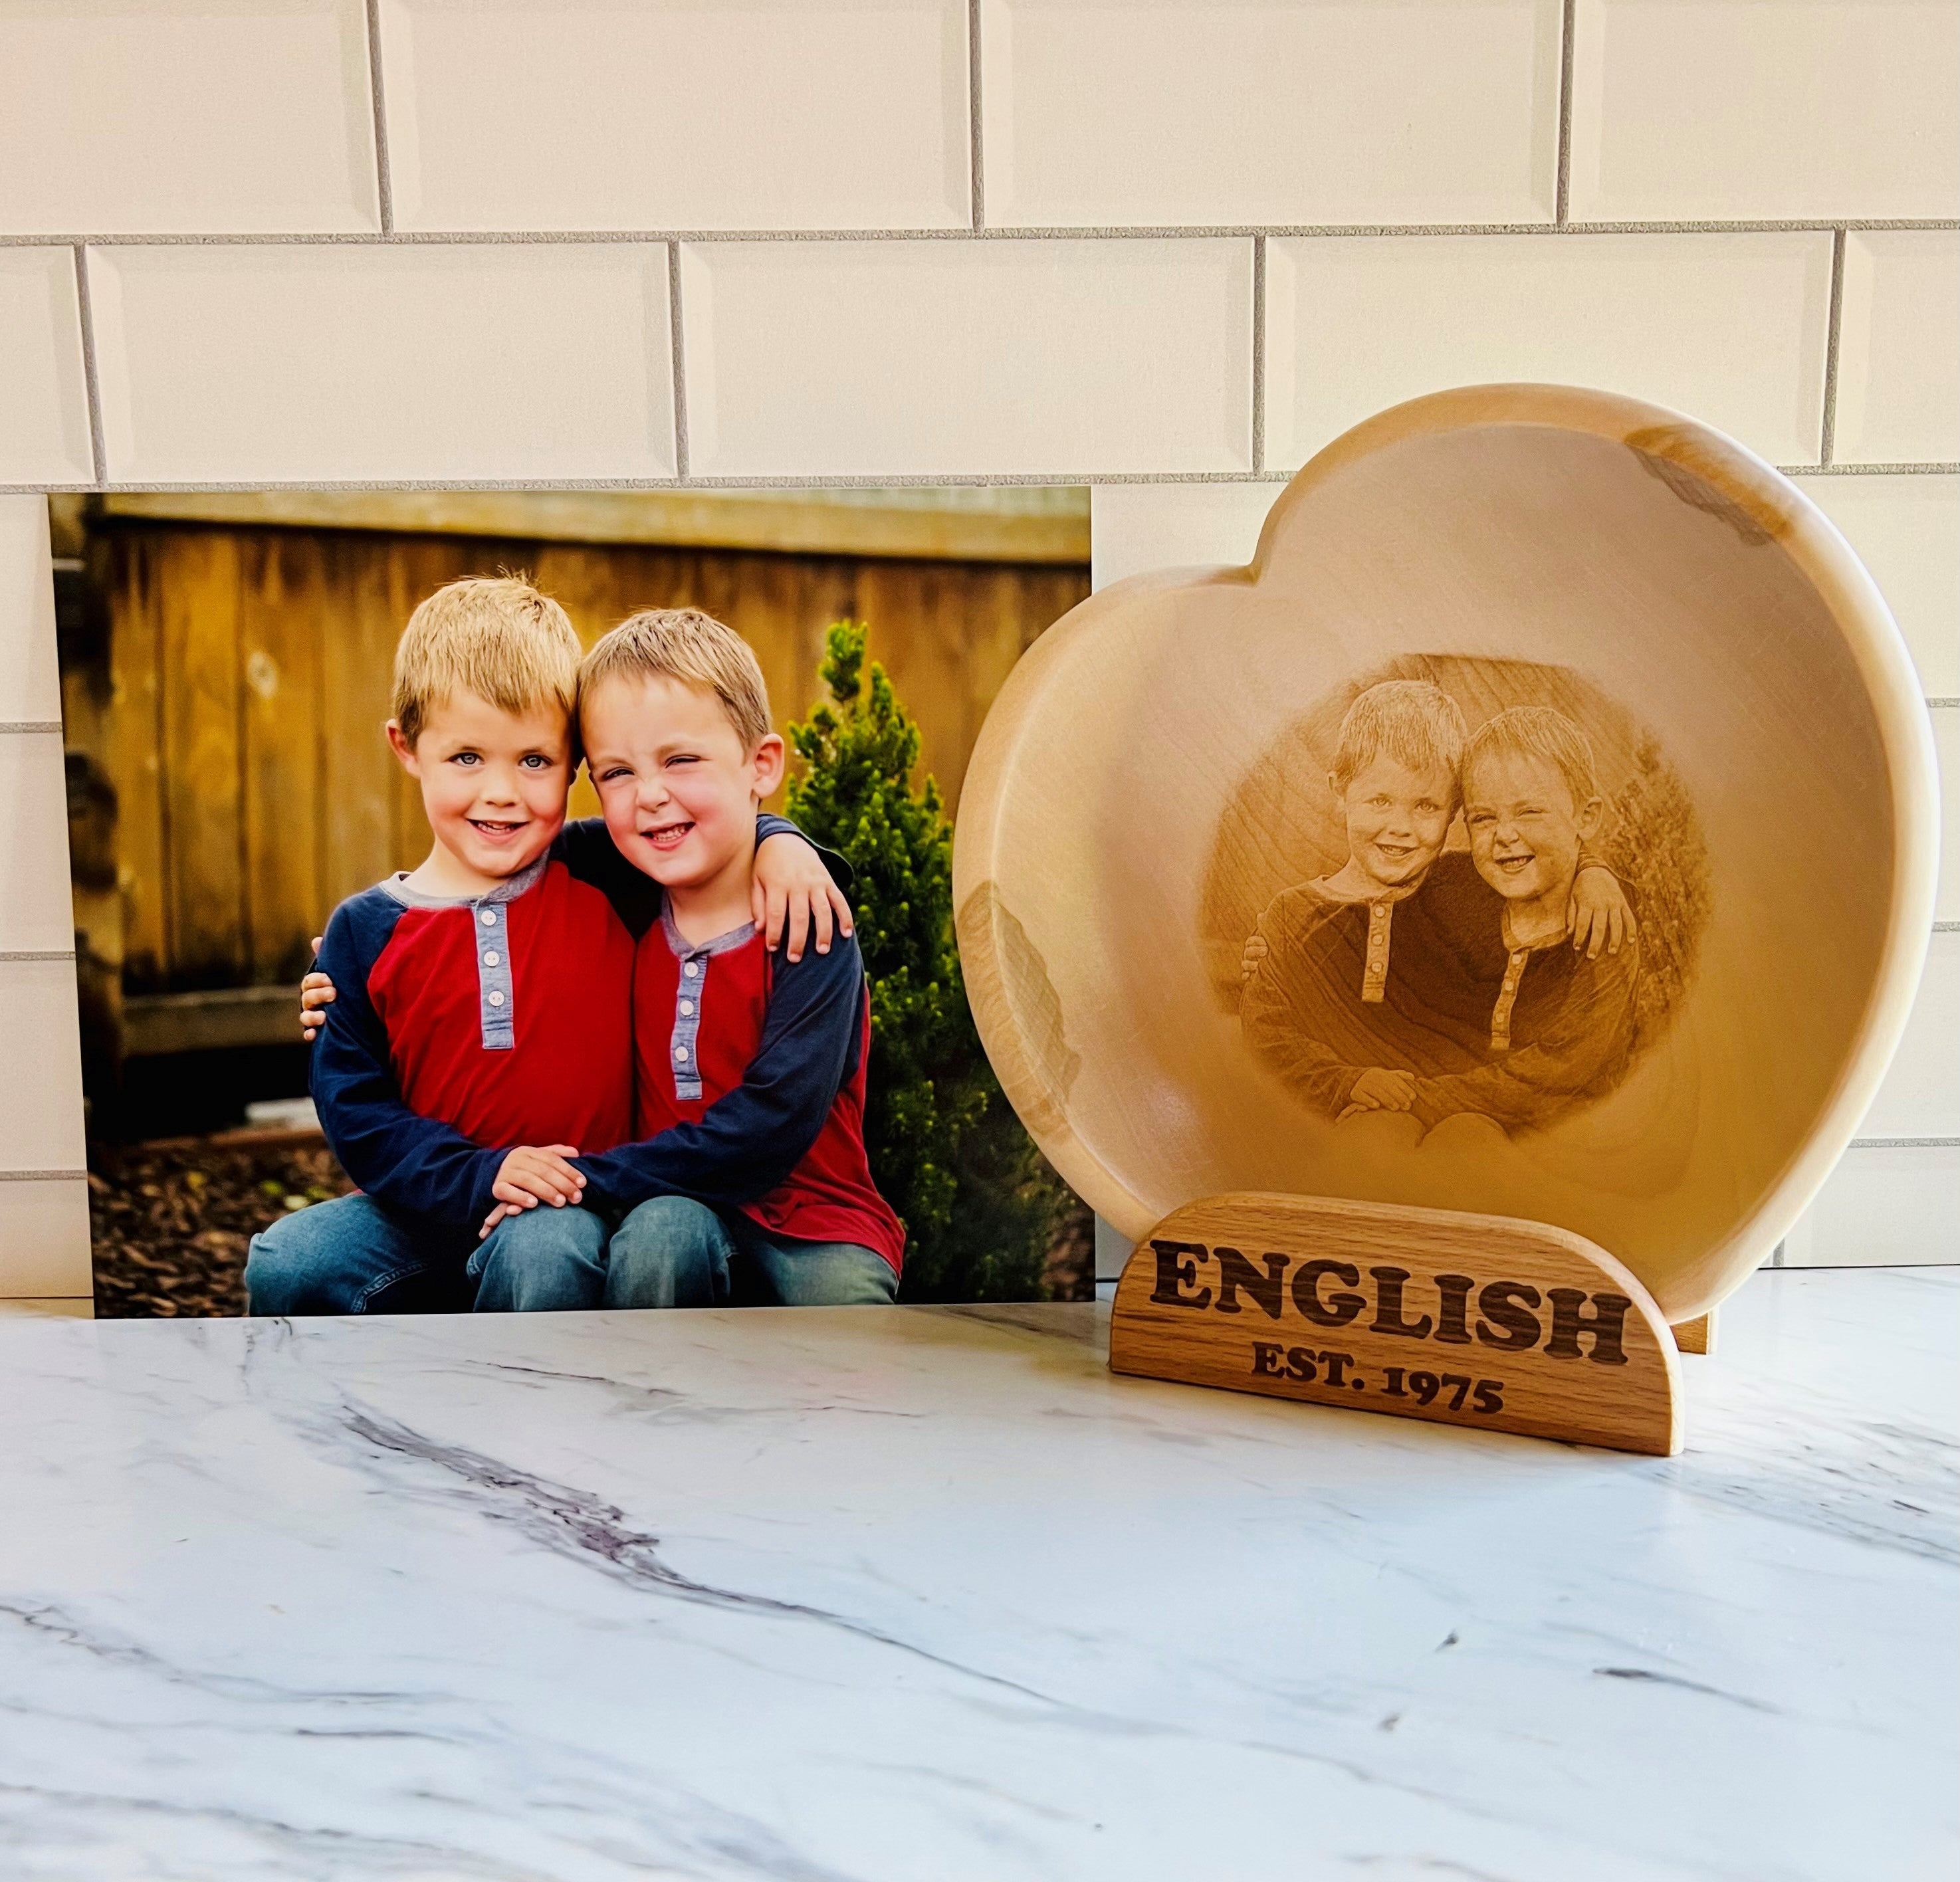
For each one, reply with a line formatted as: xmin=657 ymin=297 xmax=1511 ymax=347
xmin=309 ymin=897 xmax=504 ymax=1229
xmin=555 ymin=814 xmax=853 ymax=956
xmin=573 ymin=931 xmax=865 ymax=1215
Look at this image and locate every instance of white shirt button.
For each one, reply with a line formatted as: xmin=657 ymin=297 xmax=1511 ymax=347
xmin=679 ymin=1000 xmax=695 ymax=1016
xmin=674 ymin=1045 xmax=689 ymax=1061
xmin=481 ymin=909 xmax=497 ymax=926
xmin=483 ymin=950 xmax=500 ymax=967
xmin=683 ymin=961 xmax=700 ymax=978
xmin=487 ymin=990 xmax=504 ymax=1007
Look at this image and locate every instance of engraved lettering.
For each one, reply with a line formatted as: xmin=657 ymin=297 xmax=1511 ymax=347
xmin=1369 ymin=1265 xmax=1433 ymax=1340
xmin=1475 ymin=1280 xmax=1543 ymax=1351
xmin=1433 ymin=1273 xmax=1475 ymax=1344
xmin=1149 ymin=1240 xmax=1212 ymax=1310
xmin=1214 ymin=1247 xmax=1289 ymax=1318
xmin=1544 ymin=1288 xmax=1632 ymax=1365
xmin=1291 ymin=1259 xmax=1364 ymax=1328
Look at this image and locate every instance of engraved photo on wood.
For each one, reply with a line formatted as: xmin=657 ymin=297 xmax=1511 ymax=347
xmin=1222 ymin=660 xmax=1711 ymax=1140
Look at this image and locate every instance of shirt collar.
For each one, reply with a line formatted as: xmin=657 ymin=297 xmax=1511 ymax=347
xmin=380 ymin=852 xmax=551 ymax=910
xmin=659 ymin=904 xmax=757 ymax=960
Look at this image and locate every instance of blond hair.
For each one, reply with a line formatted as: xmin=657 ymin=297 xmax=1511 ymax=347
xmin=578 ymin=608 xmax=772 ymax=750
xmin=1463 ymin=705 xmax=1600 ymax=808
xmin=391 ymin=575 xmax=582 ymax=748
xmin=1331 ymin=680 xmax=1468 ymax=794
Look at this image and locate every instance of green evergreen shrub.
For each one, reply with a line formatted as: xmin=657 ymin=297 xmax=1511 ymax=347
xmin=786 ymin=621 xmax=1068 ymax=1301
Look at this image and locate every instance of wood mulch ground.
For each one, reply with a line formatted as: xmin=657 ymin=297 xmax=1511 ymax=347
xmin=86 ymin=1132 xmax=356 ymax=1318
xmin=86 ymin=1134 xmax=1097 ymax=1316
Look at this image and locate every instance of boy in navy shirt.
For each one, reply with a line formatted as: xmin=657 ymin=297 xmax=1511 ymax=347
xmin=523 ymin=609 xmax=905 ymax=1306
xmin=245 ymin=579 xmax=847 ymax=1315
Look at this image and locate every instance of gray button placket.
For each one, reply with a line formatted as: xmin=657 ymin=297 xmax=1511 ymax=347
xmin=473 ymin=901 xmax=516 ymax=1051
xmin=671 ymin=952 xmax=706 ymax=1100
xmin=377 ymin=854 xmax=544 ymax=1053
xmin=659 ymin=908 xmax=756 ymax=1103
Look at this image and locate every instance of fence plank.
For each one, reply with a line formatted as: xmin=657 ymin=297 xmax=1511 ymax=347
xmin=239 ymin=533 xmax=329 ymax=984
xmin=158 ymin=531 xmax=246 ymax=986
xmin=106 ymin=536 xmax=168 ymax=992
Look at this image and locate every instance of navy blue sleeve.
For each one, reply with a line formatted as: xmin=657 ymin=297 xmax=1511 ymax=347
xmin=554 ymin=813 xmax=853 ymax=941
xmin=308 ymin=893 xmax=503 ymax=1231
xmin=573 ymin=935 xmax=866 ymax=1215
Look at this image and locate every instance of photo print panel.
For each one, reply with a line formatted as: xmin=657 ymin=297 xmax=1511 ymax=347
xmin=955 ymin=386 xmax=1939 ymax=1324
xmin=54 ymin=486 xmax=1092 ymax=1316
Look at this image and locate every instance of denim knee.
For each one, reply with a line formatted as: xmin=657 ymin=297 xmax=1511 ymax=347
xmin=245 ymin=1194 xmax=419 ymax=1316
xmin=604 ymin=1196 xmax=732 ymax=1309
xmin=470 ymin=1203 xmax=609 ymax=1313
xmin=244 ymin=1219 xmax=326 ymax=1316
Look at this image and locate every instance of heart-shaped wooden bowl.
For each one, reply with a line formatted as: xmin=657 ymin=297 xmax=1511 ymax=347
xmin=954 ymin=385 xmax=1939 ymax=1322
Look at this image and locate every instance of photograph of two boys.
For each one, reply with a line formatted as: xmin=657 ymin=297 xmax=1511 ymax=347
xmin=263 ymin=579 xmax=901 ymax=1318
xmin=65 ymin=491 xmax=1096 ymax=1320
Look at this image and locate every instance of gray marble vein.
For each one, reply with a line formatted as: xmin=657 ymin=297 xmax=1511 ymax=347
xmin=0 ymin=1269 xmax=1952 ymax=1881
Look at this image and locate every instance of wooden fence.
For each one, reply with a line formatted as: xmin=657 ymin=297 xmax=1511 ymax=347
xmin=61 ymin=513 xmax=1087 ymax=1011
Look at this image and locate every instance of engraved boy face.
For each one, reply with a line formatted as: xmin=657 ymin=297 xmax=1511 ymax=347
xmin=1331 ymin=754 xmax=1456 ymax=889
xmin=1462 ymin=750 xmax=1600 ymax=904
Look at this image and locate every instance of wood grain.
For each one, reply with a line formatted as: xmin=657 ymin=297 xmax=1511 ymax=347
xmin=1670 ymin=1310 xmax=1715 ymax=1356
xmin=955 ymin=383 xmax=1939 ymax=1324
xmin=1110 ymin=1192 xmax=1682 ymax=1456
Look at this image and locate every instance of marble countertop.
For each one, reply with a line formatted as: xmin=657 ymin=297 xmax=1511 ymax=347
xmin=0 ymin=1267 xmax=1952 ymax=1881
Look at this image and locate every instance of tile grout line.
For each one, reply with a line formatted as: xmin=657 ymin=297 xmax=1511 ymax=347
xmin=2 ymin=220 xmax=1953 ymax=248
xmin=667 ymin=241 xmax=690 ymax=480
xmin=0 ymin=722 xmax=64 ymax=734
xmin=6 ymin=463 xmax=1954 ymax=499
xmin=1819 ymin=227 xmax=1846 ymax=465
xmin=70 ymin=245 xmax=106 ymax=486
xmin=364 ymin=0 xmax=395 ymax=234
xmin=1555 ymin=0 xmax=1577 ymax=225
xmin=967 ymin=0 xmax=985 ymax=231
xmin=1250 ymin=235 xmax=1265 ymax=474
xmin=0 ymin=951 xmax=74 ymax=962
xmin=0 ymin=1170 xmax=88 ymax=1183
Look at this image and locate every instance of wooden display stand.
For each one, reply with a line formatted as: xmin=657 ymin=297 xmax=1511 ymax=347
xmin=1109 ymin=1193 xmax=1683 ymax=1455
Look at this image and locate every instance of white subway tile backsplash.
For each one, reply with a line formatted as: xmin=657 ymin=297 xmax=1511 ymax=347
xmin=0 ymin=249 xmax=92 ymax=484
xmin=381 ymin=0 xmax=968 ymax=233
xmin=1859 ymin=928 xmax=1958 ymax=1140
xmin=0 ymin=1180 xmax=92 ymax=1298
xmin=0 ymin=0 xmax=378 ymax=235
xmin=0 ymin=731 xmax=73 ymax=954
xmin=1089 ymin=482 xmax=1277 ymax=589
xmin=1781 ymin=1144 xmax=1958 ymax=1267
xmin=1793 ymin=475 xmax=1958 ymax=698
xmin=1833 ymin=233 xmax=1960 ymax=467
xmin=88 ymin=244 xmax=676 ymax=482
xmin=982 ymin=0 xmax=1559 ymax=229
xmin=0 ymin=959 xmax=84 ymax=1172
xmin=1569 ymin=0 xmax=1960 ymax=222
xmin=0 ymin=500 xmax=61 ymax=724
xmin=682 ymin=239 xmax=1253 ymax=477
xmin=1264 ymin=233 xmax=1834 ymax=470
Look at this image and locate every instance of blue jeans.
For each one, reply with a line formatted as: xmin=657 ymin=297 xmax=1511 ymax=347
xmin=604 ymin=1196 xmax=897 ymax=1308
xmin=245 ymin=1192 xmax=608 ymax=1316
